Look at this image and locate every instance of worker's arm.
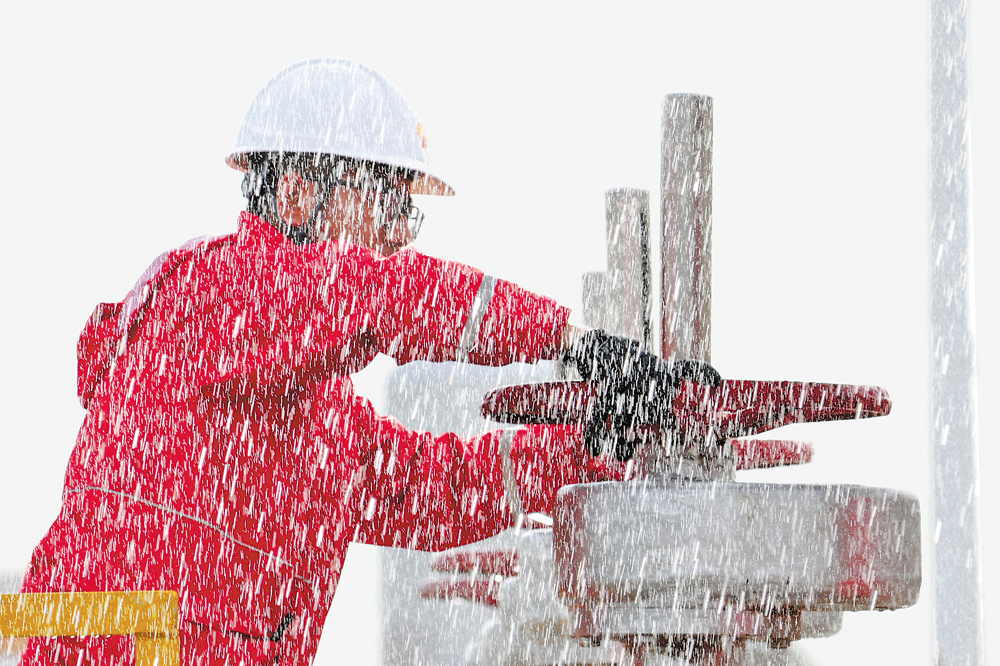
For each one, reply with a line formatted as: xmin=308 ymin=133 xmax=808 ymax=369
xmin=201 ymin=242 xmax=577 ymax=388
xmin=135 ymin=236 xmax=579 ymax=393
xmin=354 ymin=246 xmax=577 ymax=367
xmin=339 ymin=392 xmax=626 ymax=552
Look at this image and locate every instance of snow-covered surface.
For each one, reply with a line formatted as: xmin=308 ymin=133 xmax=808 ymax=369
xmin=2 ymin=2 xmax=998 ymax=665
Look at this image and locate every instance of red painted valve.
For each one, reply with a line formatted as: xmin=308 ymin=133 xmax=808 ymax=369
xmin=419 ymin=548 xmax=520 ymax=606
xmin=482 ymin=378 xmax=889 ymax=465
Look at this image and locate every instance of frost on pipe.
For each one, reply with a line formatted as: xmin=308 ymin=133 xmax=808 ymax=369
xmin=930 ymin=0 xmax=983 ymax=662
xmin=661 ymin=94 xmax=712 ymax=364
xmin=583 ymin=189 xmax=652 ymax=350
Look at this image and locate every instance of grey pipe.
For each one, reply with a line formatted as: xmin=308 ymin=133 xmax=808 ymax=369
xmin=660 ymin=94 xmax=713 ymax=364
xmin=930 ymin=0 xmax=984 ymax=663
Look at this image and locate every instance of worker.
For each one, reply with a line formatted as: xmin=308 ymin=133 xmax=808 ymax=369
xmin=19 ymin=59 xmax=718 ymax=666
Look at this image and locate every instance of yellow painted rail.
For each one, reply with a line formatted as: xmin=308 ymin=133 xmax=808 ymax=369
xmin=0 ymin=591 xmax=178 ymax=666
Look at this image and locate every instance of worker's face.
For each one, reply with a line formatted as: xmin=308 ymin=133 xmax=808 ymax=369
xmin=274 ymin=164 xmax=415 ymax=256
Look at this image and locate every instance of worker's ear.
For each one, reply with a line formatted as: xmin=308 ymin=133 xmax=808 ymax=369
xmin=274 ymin=171 xmax=314 ymax=228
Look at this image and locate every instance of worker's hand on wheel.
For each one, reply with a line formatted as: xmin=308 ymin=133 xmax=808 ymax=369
xmin=561 ymin=329 xmax=722 ymax=461
xmin=561 ymin=329 xmax=721 ymax=387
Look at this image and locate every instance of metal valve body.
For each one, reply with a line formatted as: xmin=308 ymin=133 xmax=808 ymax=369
xmin=483 ymin=377 xmax=922 ymax=652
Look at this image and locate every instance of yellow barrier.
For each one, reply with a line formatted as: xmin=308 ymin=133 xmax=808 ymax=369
xmin=0 ymin=591 xmax=179 ymax=666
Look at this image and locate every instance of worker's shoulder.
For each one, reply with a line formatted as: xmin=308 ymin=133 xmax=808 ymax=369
xmin=122 ymin=232 xmax=239 ymax=303
xmin=151 ymin=232 xmax=239 ymax=276
xmin=180 ymin=232 xmax=239 ymax=257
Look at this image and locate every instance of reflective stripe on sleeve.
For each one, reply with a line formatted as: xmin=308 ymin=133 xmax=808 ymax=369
xmin=456 ymin=275 xmax=496 ymax=363
xmin=498 ymin=429 xmax=523 ymax=519
xmin=65 ymin=486 xmax=314 ymax=584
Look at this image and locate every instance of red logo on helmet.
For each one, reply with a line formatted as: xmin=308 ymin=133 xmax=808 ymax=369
xmin=417 ymin=123 xmax=428 ymax=150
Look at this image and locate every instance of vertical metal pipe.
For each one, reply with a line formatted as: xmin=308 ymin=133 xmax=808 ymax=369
xmin=661 ymin=95 xmax=713 ymax=363
xmin=607 ymin=189 xmax=652 ymax=351
xmin=582 ymin=189 xmax=651 ymax=348
xmin=930 ymin=0 xmax=983 ymax=664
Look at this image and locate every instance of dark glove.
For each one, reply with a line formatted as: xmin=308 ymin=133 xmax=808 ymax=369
xmin=561 ymin=330 xmax=722 ymax=461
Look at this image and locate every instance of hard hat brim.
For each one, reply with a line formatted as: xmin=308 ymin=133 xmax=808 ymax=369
xmin=226 ymin=152 xmax=455 ymax=196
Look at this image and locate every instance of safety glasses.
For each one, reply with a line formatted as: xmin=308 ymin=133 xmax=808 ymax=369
xmin=315 ymin=164 xmax=424 ymax=239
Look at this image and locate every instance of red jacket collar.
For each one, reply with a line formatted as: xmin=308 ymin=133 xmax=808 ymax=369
xmin=238 ymin=211 xmax=408 ymax=263
xmin=237 ymin=212 xmax=289 ymax=247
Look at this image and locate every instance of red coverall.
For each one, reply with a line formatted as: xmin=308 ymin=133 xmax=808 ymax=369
xmin=21 ymin=213 xmax=622 ymax=666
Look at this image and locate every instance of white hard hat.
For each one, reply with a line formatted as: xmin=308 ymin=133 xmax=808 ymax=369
xmin=227 ymin=59 xmax=454 ymax=196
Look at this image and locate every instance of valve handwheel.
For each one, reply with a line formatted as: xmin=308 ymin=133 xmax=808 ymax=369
xmin=482 ymin=377 xmax=891 ymax=462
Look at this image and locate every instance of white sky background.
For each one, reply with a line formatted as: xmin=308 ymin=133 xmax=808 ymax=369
xmin=0 ymin=1 xmax=996 ymax=665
